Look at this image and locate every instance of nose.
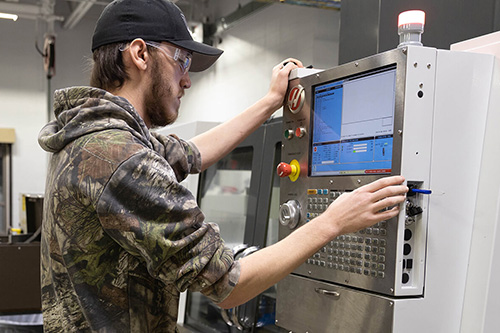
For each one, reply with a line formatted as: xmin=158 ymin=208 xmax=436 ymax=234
xmin=181 ymin=72 xmax=191 ymax=89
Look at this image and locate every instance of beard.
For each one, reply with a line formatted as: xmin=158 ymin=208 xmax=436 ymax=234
xmin=144 ymin=57 xmax=179 ymax=128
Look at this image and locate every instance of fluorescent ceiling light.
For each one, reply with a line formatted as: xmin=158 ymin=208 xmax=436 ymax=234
xmin=0 ymin=12 xmax=18 ymax=21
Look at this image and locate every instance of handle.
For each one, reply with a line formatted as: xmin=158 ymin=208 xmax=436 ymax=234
xmin=315 ymin=288 xmax=340 ymax=298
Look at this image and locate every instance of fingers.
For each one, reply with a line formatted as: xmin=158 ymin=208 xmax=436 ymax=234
xmin=375 ymin=205 xmax=401 ymax=221
xmin=274 ymin=58 xmax=304 ymax=71
xmin=362 ymin=175 xmax=405 ymax=193
xmin=372 ymin=194 xmax=406 ymax=213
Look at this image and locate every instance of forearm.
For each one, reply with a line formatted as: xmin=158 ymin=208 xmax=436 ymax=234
xmin=191 ymin=59 xmax=302 ymax=171
xmin=217 ymin=214 xmax=337 ymax=309
xmin=191 ymin=95 xmax=278 ymax=171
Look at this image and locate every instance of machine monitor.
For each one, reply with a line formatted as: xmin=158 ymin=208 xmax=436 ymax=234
xmin=310 ymin=65 xmax=397 ymax=176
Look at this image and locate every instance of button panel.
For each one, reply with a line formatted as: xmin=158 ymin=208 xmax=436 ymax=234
xmin=305 ymin=189 xmax=388 ymax=279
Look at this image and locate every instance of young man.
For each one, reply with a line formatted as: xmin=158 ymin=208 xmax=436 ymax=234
xmin=38 ymin=0 xmax=407 ymax=331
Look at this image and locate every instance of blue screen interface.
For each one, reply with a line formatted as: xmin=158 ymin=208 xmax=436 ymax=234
xmin=310 ymin=66 xmax=397 ymax=176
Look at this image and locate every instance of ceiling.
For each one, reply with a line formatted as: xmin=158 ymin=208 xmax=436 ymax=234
xmin=0 ymin=0 xmax=340 ymax=32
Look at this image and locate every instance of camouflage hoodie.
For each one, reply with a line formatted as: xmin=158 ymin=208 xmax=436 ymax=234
xmin=38 ymin=87 xmax=240 ymax=332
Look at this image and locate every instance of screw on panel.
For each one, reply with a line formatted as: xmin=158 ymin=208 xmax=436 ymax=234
xmin=308 ymin=271 xmax=312 ymax=275
xmin=357 ymin=179 xmax=361 ymax=184
xmin=427 ymin=63 xmax=431 ymax=69
xmin=330 ymin=180 xmax=334 ymax=184
xmin=419 ymin=83 xmax=424 ymax=88
xmin=389 ymin=302 xmax=394 ymax=307
xmin=355 ymin=62 xmax=359 ymax=67
xmin=316 ymin=74 xmax=320 ymax=78
xmin=398 ymin=130 xmax=403 ymax=136
xmin=402 ymin=47 xmax=407 ymax=54
xmin=390 ymin=288 xmax=394 ymax=292
xmin=413 ymin=62 xmax=418 ymax=68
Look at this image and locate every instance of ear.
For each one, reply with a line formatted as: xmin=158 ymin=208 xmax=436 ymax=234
xmin=125 ymin=38 xmax=150 ymax=72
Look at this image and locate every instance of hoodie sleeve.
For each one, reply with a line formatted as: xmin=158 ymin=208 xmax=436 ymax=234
xmin=95 ymin=149 xmax=240 ymax=303
xmin=149 ymin=131 xmax=202 ymax=182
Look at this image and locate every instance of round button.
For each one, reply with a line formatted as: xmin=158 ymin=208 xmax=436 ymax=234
xmin=404 ymin=229 xmax=412 ymax=241
xmin=403 ymin=243 xmax=411 ymax=255
xmin=295 ymin=127 xmax=306 ymax=138
xmin=277 ymin=162 xmax=292 ymax=177
xmin=284 ymin=129 xmax=293 ymax=140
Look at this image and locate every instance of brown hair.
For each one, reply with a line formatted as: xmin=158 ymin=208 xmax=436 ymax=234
xmin=90 ymin=42 xmax=157 ymax=91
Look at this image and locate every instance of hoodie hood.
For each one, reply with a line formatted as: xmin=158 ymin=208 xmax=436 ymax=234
xmin=39 ymin=87 xmax=152 ymax=153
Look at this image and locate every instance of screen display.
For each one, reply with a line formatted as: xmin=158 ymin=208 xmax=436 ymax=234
xmin=310 ymin=65 xmax=397 ymax=176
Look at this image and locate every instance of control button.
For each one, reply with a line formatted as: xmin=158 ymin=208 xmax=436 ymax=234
xmin=277 ymin=159 xmax=300 ymax=182
xmin=404 ymin=228 xmax=413 ymax=241
xmin=277 ymin=162 xmax=293 ymax=177
xmin=295 ymin=127 xmax=306 ymax=138
xmin=284 ymin=129 xmax=294 ymax=140
xmin=403 ymin=243 xmax=412 ymax=255
xmin=308 ymin=189 xmax=318 ymax=195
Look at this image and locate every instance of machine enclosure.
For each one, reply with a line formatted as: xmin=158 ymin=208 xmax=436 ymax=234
xmin=276 ymin=46 xmax=500 ymax=332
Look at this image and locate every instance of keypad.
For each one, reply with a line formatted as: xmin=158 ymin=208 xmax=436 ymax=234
xmin=305 ymin=189 xmax=388 ymax=279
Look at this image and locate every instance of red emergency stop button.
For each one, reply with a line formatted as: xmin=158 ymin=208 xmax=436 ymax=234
xmin=277 ymin=160 xmax=300 ymax=182
xmin=277 ymin=162 xmax=292 ymax=177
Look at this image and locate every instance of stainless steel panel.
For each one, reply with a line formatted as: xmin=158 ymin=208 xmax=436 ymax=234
xmin=276 ymin=274 xmax=394 ymax=333
xmin=279 ymin=48 xmax=409 ymax=296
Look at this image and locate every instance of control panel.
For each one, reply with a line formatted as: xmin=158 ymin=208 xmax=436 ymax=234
xmin=278 ymin=47 xmax=435 ymax=297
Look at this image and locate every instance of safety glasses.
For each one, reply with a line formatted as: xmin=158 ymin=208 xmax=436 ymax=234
xmin=145 ymin=41 xmax=192 ymax=75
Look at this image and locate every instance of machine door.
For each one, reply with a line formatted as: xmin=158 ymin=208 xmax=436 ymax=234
xmin=182 ymin=118 xmax=287 ymax=333
xmin=183 ymin=126 xmax=263 ymax=333
xmin=246 ymin=119 xmax=287 ymax=333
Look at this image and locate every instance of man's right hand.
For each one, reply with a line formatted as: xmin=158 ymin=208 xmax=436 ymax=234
xmin=318 ymin=175 xmax=408 ymax=237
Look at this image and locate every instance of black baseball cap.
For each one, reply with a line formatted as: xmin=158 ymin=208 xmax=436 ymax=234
xmin=91 ymin=0 xmax=223 ymax=72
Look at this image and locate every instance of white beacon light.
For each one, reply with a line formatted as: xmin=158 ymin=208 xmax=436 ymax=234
xmin=397 ymin=10 xmax=425 ymax=48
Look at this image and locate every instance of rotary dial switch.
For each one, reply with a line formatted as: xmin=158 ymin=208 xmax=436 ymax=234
xmin=279 ymin=200 xmax=301 ymax=229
